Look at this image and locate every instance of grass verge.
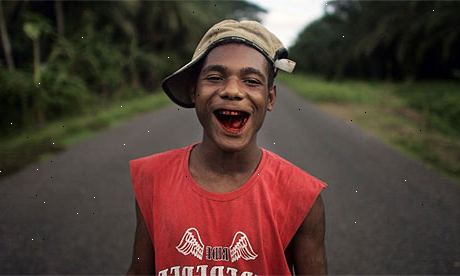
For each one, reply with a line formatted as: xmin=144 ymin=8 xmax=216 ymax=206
xmin=278 ymin=74 xmax=460 ymax=184
xmin=0 ymin=92 xmax=170 ymax=178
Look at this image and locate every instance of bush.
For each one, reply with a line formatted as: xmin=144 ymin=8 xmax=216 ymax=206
xmin=47 ymin=14 xmax=125 ymax=99
xmin=41 ymin=66 xmax=95 ymax=119
xmin=0 ymin=68 xmax=94 ymax=137
xmin=395 ymin=82 xmax=460 ymax=135
xmin=0 ymin=69 xmax=36 ymax=135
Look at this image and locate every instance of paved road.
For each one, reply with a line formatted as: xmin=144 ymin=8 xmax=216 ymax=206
xmin=1 ymin=85 xmax=459 ymax=274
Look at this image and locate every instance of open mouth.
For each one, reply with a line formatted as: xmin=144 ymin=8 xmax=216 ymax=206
xmin=213 ymin=109 xmax=250 ymax=133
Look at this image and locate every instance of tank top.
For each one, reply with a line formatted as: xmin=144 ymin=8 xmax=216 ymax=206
xmin=130 ymin=144 xmax=327 ymax=275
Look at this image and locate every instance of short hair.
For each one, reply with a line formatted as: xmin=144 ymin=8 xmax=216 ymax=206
xmin=267 ymin=61 xmax=276 ymax=89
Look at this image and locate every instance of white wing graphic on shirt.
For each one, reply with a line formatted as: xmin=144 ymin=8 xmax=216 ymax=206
xmin=175 ymin=228 xmax=205 ymax=260
xmin=229 ymin=231 xmax=258 ymax=262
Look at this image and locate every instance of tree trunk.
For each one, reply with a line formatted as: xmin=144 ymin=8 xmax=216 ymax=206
xmin=33 ymin=38 xmax=40 ymax=84
xmin=32 ymin=38 xmax=45 ymax=125
xmin=129 ymin=35 xmax=140 ymax=88
xmin=0 ymin=0 xmax=15 ymax=71
xmin=54 ymin=0 xmax=64 ymax=37
xmin=35 ymin=94 xmax=45 ymax=126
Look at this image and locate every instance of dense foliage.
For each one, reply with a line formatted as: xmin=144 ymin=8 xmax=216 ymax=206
xmin=290 ymin=1 xmax=460 ymax=81
xmin=0 ymin=0 xmax=265 ymax=136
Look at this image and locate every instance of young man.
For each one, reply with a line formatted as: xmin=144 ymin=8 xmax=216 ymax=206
xmin=127 ymin=20 xmax=327 ymax=275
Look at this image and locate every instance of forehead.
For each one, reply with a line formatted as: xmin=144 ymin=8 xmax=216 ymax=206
xmin=202 ymin=43 xmax=269 ymax=74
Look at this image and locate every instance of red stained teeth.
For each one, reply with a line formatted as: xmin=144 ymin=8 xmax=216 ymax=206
xmin=215 ymin=109 xmax=248 ymax=116
xmin=218 ymin=110 xmax=242 ymax=115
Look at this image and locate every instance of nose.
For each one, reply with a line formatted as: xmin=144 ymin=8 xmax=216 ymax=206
xmin=219 ymin=77 xmax=243 ymax=101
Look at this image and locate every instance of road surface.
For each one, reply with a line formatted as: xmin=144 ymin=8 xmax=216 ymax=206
xmin=1 ymin=85 xmax=459 ymax=274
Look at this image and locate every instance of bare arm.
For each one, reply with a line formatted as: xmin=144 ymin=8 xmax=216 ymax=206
xmin=291 ymin=194 xmax=327 ymax=275
xmin=127 ymin=201 xmax=155 ymax=275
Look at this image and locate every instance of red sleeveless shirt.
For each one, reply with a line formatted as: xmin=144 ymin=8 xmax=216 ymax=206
xmin=130 ymin=144 xmax=326 ymax=276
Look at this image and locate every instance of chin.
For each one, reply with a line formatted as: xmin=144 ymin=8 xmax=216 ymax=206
xmin=210 ymin=131 xmax=255 ymax=154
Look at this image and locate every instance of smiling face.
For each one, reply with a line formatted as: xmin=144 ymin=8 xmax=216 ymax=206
xmin=192 ymin=43 xmax=276 ymax=153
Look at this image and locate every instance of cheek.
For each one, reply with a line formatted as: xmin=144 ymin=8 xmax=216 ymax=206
xmin=194 ymin=103 xmax=212 ymax=128
xmin=192 ymin=90 xmax=201 ymax=103
xmin=194 ymin=107 xmax=208 ymax=129
xmin=192 ymin=83 xmax=204 ymax=101
xmin=249 ymin=92 xmax=270 ymax=111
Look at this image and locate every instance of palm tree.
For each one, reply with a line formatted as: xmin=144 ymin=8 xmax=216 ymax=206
xmin=54 ymin=0 xmax=64 ymax=37
xmin=23 ymin=12 xmax=52 ymax=125
xmin=0 ymin=0 xmax=14 ymax=71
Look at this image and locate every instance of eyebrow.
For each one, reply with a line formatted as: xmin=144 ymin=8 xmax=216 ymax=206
xmin=240 ymin=67 xmax=266 ymax=82
xmin=201 ymin=65 xmax=228 ymax=75
xmin=201 ymin=65 xmax=267 ymax=82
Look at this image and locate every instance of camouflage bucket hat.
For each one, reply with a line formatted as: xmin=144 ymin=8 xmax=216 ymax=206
xmin=161 ymin=19 xmax=296 ymax=108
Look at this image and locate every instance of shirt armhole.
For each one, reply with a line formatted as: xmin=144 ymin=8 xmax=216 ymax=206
xmin=281 ymin=176 xmax=327 ymax=250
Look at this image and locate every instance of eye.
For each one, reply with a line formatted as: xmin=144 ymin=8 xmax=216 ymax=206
xmin=243 ymin=78 xmax=262 ymax=86
xmin=204 ymin=74 xmax=223 ymax=82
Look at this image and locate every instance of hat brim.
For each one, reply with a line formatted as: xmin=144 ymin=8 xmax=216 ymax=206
xmin=161 ymin=52 xmax=206 ymax=108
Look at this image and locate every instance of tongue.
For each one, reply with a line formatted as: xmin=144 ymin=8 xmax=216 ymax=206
xmin=222 ymin=117 xmax=243 ymax=129
xmin=231 ymin=119 xmax=242 ymax=129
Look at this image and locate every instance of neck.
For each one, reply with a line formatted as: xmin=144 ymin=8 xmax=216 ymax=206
xmin=194 ymin=137 xmax=262 ymax=176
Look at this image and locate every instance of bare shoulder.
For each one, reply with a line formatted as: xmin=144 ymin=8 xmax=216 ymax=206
xmin=290 ymin=194 xmax=327 ymax=275
xmin=127 ymin=201 xmax=155 ymax=275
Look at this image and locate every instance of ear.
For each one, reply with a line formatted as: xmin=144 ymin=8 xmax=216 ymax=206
xmin=190 ymin=87 xmax=196 ymax=104
xmin=267 ymin=85 xmax=277 ymax=111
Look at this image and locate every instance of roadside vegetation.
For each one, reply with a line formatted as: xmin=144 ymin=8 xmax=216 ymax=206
xmin=0 ymin=1 xmax=264 ymax=177
xmin=0 ymin=92 xmax=169 ymax=177
xmin=285 ymin=1 xmax=460 ymax=184
xmin=1 ymin=1 xmax=459 ymax=183
xmin=279 ymin=74 xmax=460 ymax=184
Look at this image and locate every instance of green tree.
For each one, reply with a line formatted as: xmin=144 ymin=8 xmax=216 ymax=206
xmin=1 ymin=0 xmax=267 ymax=135
xmin=23 ymin=12 xmax=51 ymax=84
xmin=22 ymin=12 xmax=51 ymax=125
xmin=0 ymin=0 xmax=14 ymax=70
xmin=290 ymin=1 xmax=460 ymax=80
xmin=54 ymin=0 xmax=64 ymax=37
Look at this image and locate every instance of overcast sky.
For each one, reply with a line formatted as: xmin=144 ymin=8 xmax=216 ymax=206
xmin=247 ymin=0 xmax=327 ymax=48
